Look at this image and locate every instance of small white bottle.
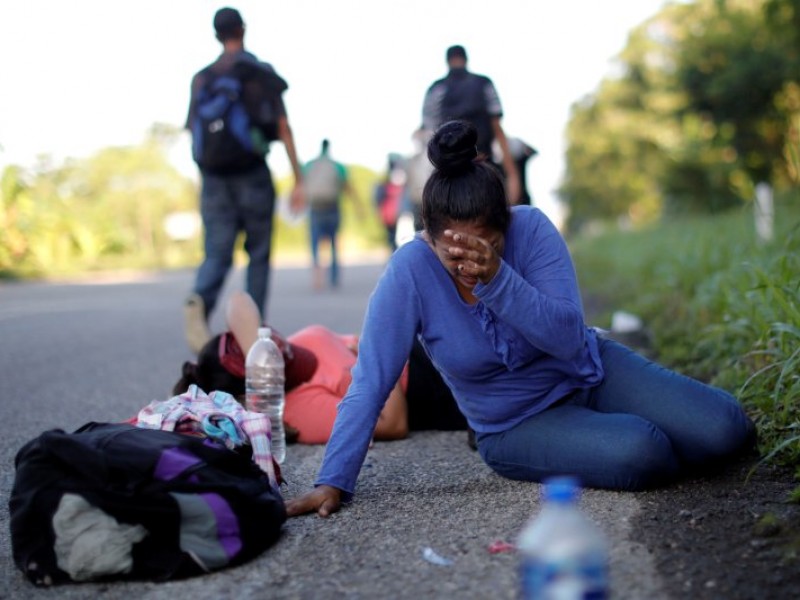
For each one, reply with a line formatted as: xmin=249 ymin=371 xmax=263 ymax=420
xmin=517 ymin=476 xmax=609 ymax=600
xmin=245 ymin=327 xmax=286 ymax=464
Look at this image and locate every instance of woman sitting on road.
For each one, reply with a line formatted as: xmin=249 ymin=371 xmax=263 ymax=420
xmin=286 ymin=119 xmax=756 ymax=518
xmin=172 ymin=291 xmax=466 ymax=444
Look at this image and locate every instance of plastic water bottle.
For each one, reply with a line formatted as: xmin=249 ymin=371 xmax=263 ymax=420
xmin=517 ymin=477 xmax=609 ymax=599
xmin=245 ymin=327 xmax=286 ymax=464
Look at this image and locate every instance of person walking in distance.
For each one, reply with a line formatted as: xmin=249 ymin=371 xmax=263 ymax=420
xmin=302 ymin=139 xmax=362 ymax=290
xmin=421 ymin=45 xmax=522 ymax=204
xmin=403 ymin=128 xmax=434 ymax=231
xmin=373 ymin=154 xmax=406 ymax=253
xmin=184 ymin=6 xmax=305 ymax=353
xmin=494 ymin=136 xmax=537 ymax=206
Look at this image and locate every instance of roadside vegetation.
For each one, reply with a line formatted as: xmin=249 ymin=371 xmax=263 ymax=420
xmin=570 ymin=199 xmax=800 ymax=498
xmin=0 ymin=126 xmax=386 ymax=280
xmin=559 ymin=0 xmax=800 ymax=498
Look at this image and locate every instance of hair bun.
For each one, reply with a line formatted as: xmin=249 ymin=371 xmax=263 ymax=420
xmin=427 ymin=120 xmax=478 ymax=175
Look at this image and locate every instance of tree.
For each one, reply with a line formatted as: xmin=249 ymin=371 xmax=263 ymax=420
xmin=560 ymin=3 xmax=687 ymax=231
xmin=0 ymin=165 xmax=33 ymax=276
xmin=559 ymin=0 xmax=800 ymax=233
xmin=0 ymin=126 xmax=198 ymax=277
xmin=675 ymin=0 xmax=795 ymax=191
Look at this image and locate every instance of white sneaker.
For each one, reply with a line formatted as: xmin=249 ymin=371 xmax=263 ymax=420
xmin=184 ymin=293 xmax=211 ymax=354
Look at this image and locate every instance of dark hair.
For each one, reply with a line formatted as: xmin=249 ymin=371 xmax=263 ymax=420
xmin=171 ymin=334 xmax=245 ymax=398
xmin=213 ymin=7 xmax=245 ymax=41
xmin=446 ymin=45 xmax=468 ymax=63
xmin=422 ymin=120 xmax=510 ymax=239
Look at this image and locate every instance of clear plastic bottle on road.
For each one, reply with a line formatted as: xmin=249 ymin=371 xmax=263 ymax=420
xmin=245 ymin=327 xmax=286 ymax=464
xmin=517 ymin=476 xmax=609 ymax=600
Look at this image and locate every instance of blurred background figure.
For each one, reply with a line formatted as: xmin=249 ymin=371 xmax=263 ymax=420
xmin=302 ymin=139 xmax=361 ymax=290
xmin=494 ymin=136 xmax=538 ymax=206
xmin=402 ymin=128 xmax=434 ymax=231
xmin=373 ymin=153 xmax=406 ymax=253
xmin=421 ymin=44 xmax=521 ymax=204
xmin=183 ymin=7 xmax=304 ymax=354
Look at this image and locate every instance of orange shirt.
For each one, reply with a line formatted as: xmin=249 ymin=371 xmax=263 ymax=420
xmin=283 ymin=326 xmax=358 ymax=444
xmin=284 ymin=325 xmax=408 ymax=444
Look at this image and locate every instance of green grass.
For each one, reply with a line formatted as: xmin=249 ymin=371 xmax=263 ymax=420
xmin=569 ymin=200 xmax=800 ymax=492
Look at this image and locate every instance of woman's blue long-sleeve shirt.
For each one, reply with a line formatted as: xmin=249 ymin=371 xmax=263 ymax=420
xmin=315 ymin=206 xmax=604 ymax=498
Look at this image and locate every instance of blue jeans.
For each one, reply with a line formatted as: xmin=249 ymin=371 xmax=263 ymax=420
xmin=194 ymin=166 xmax=275 ymax=318
xmin=309 ymin=206 xmax=340 ymax=287
xmin=476 ymin=338 xmax=756 ymax=491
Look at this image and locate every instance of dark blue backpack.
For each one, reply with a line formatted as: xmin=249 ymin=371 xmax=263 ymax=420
xmin=191 ymin=73 xmax=258 ymax=173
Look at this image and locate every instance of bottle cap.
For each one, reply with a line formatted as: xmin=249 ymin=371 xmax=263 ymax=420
xmin=258 ymin=326 xmax=272 ymax=339
xmin=542 ymin=476 xmax=580 ymax=504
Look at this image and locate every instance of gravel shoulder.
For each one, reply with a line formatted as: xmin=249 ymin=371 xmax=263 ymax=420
xmin=633 ymin=455 xmax=800 ymax=599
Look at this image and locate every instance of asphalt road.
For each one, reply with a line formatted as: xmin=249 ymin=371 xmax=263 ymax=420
xmin=0 ymin=262 xmax=668 ymax=599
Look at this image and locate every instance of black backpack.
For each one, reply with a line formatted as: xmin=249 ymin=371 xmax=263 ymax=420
xmin=440 ymin=72 xmax=494 ymax=157
xmin=9 ymin=422 xmax=286 ymax=586
xmin=190 ymin=62 xmax=287 ymax=174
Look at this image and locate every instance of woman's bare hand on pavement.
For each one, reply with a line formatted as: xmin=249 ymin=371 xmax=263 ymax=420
xmin=285 ymin=485 xmax=342 ymax=518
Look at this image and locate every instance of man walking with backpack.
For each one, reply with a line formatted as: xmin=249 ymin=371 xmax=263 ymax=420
xmin=302 ymin=139 xmax=361 ymax=290
xmin=184 ymin=6 xmax=305 ymax=353
xmin=421 ymin=45 xmax=521 ymax=204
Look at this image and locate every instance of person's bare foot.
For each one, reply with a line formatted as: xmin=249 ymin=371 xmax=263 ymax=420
xmin=184 ymin=293 xmax=211 ymax=354
xmin=312 ymin=267 xmax=324 ymax=291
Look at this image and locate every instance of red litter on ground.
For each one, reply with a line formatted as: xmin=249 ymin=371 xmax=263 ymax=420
xmin=488 ymin=540 xmax=516 ymax=554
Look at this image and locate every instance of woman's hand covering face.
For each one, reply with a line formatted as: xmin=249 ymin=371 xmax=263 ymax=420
xmin=442 ymin=226 xmax=503 ymax=286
